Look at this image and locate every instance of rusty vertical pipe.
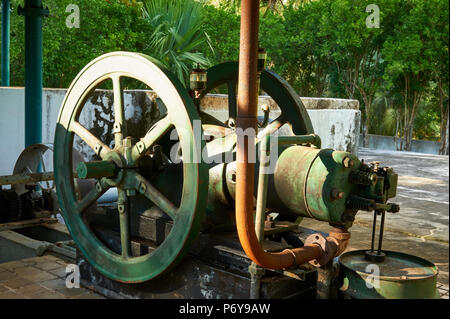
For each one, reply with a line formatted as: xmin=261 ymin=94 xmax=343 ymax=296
xmin=235 ymin=0 xmax=260 ymax=263
xmin=234 ymin=0 xmax=337 ymax=270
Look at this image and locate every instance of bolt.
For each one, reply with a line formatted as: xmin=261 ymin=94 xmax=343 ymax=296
xmin=342 ymin=156 xmax=354 ymax=168
xmin=139 ymin=182 xmax=146 ymax=194
xmin=136 ymin=141 xmax=145 ymax=153
xmin=118 ymin=204 xmax=125 ymax=214
xmin=331 ymin=188 xmax=344 ymax=200
xmin=94 ymin=144 xmax=102 ymax=155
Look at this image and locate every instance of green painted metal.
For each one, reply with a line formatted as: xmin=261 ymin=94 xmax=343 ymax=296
xmin=18 ymin=0 xmax=49 ymax=147
xmin=1 ymin=0 xmax=10 ymax=86
xmin=201 ymin=62 xmax=314 ymax=135
xmin=255 ymin=134 xmax=321 ymax=241
xmin=76 ymin=161 xmax=117 ymax=179
xmin=54 ymin=52 xmax=208 ymax=283
xmin=339 ymin=250 xmax=440 ymax=299
xmin=274 ymin=146 xmax=362 ymax=226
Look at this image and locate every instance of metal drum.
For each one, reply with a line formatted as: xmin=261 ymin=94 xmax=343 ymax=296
xmin=338 ymin=250 xmax=440 ymax=299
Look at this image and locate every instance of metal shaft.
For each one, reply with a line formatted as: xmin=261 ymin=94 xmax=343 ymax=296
xmin=1 ymin=0 xmax=10 ymax=86
xmin=23 ymin=0 xmax=45 ymax=147
xmin=377 ymin=211 xmax=386 ymax=254
xmin=370 ymin=211 xmax=377 ymax=252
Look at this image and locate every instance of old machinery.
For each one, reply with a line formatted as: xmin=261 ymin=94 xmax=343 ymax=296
xmin=0 ymin=144 xmax=57 ymax=223
xmin=54 ymin=52 xmax=208 ymax=283
xmin=336 ymin=162 xmax=439 ymax=299
xmin=339 ymin=250 xmax=440 ymax=299
xmin=52 ymin=51 xmax=404 ymax=288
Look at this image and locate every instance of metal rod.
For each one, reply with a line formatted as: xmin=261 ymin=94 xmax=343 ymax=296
xmin=1 ymin=0 xmax=10 ymax=86
xmin=377 ymin=211 xmax=386 ymax=254
xmin=23 ymin=0 xmax=45 ymax=147
xmin=0 ymin=171 xmax=54 ymax=186
xmin=370 ymin=210 xmax=377 ymax=252
xmin=255 ymin=135 xmax=270 ymax=243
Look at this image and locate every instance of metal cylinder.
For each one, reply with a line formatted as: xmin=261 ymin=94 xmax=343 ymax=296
xmin=339 ymin=250 xmax=440 ymax=299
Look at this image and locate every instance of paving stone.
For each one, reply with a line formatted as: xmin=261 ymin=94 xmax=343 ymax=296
xmin=34 ymin=261 xmax=61 ymax=271
xmin=40 ymin=278 xmax=89 ymax=297
xmin=11 ymin=266 xmax=57 ymax=283
xmin=19 ymin=258 xmax=38 ymax=267
xmin=2 ymin=276 xmax=34 ymax=289
xmin=0 ymin=260 xmax=26 ymax=271
xmin=0 ymin=271 xmax=14 ymax=282
xmin=40 ymin=278 xmax=67 ymax=290
xmin=55 ymin=259 xmax=70 ymax=266
xmin=33 ymin=291 xmax=66 ymax=299
xmin=14 ymin=284 xmax=51 ymax=298
xmin=21 ymin=269 xmax=57 ymax=283
xmin=48 ymin=267 xmax=68 ymax=278
xmin=41 ymin=255 xmax=62 ymax=262
xmin=0 ymin=291 xmax=26 ymax=299
xmin=0 ymin=284 xmax=9 ymax=293
xmin=13 ymin=266 xmax=40 ymax=277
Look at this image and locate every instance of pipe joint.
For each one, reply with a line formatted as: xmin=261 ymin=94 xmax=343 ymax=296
xmin=304 ymin=229 xmax=351 ymax=267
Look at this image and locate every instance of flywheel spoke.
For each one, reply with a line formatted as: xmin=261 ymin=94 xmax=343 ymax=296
xmin=71 ymin=121 xmax=112 ymax=159
xmin=133 ymin=172 xmax=178 ymax=220
xmin=77 ymin=182 xmax=109 ymax=213
xmin=131 ymin=116 xmax=173 ymax=161
xmin=112 ymin=74 xmax=126 ymax=148
xmin=227 ymin=81 xmax=237 ymax=122
xmin=257 ymin=115 xmax=286 ymax=139
xmin=117 ymin=189 xmax=131 ymax=259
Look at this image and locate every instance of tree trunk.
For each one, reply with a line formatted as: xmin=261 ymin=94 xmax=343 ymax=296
xmin=394 ymin=111 xmax=400 ymax=151
xmin=405 ymin=124 xmax=414 ymax=151
xmin=439 ymin=91 xmax=449 ymax=155
xmin=441 ymin=108 xmax=449 ymax=155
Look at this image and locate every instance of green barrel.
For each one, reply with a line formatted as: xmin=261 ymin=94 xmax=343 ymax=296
xmin=338 ymin=250 xmax=440 ymax=299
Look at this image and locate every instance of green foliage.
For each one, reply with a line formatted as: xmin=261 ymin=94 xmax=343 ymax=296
xmin=7 ymin=0 xmax=151 ymax=88
xmin=141 ymin=0 xmax=213 ymax=85
xmin=2 ymin=0 xmax=448 ymax=144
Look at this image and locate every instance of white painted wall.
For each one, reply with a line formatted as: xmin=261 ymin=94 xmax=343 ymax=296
xmin=0 ymin=87 xmax=361 ymax=176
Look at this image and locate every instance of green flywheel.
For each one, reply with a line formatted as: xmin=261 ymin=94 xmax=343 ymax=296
xmin=54 ymin=52 xmax=209 ymax=283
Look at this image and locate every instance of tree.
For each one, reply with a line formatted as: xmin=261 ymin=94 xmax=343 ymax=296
xmin=382 ymin=0 xmax=439 ymax=151
xmin=430 ymin=0 xmax=449 ymax=154
xmin=315 ymin=0 xmax=400 ymax=147
xmin=141 ymin=0 xmax=213 ymax=85
xmin=7 ymin=0 xmax=152 ymax=88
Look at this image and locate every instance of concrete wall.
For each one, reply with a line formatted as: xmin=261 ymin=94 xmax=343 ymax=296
xmin=359 ymin=134 xmax=442 ymax=155
xmin=0 ymin=87 xmax=361 ymax=175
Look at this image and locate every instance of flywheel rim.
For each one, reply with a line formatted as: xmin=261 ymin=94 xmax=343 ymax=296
xmin=200 ymin=61 xmax=314 ymax=135
xmin=54 ymin=52 xmax=208 ymax=283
